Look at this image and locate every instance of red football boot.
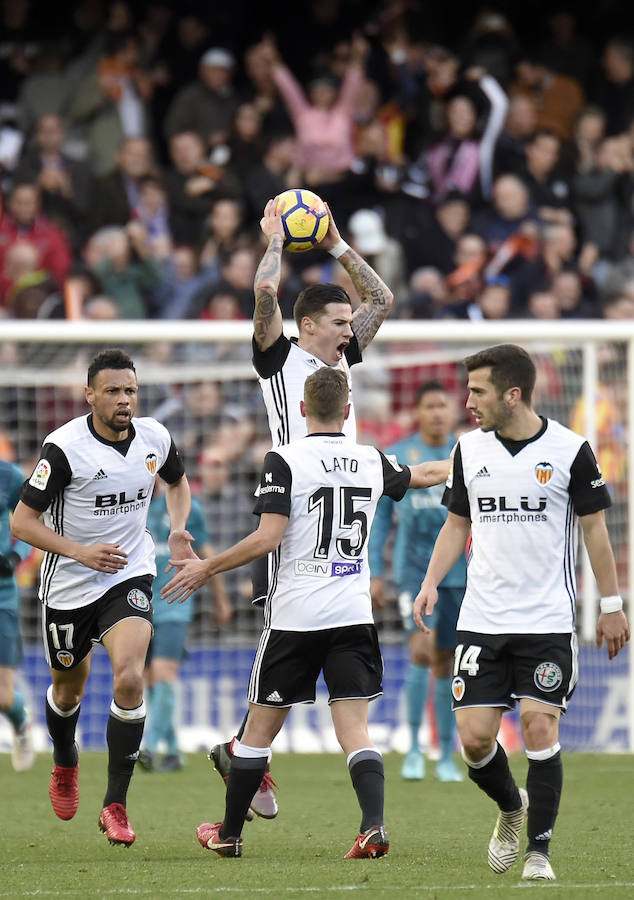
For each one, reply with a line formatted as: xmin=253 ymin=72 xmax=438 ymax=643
xmin=49 ymin=763 xmax=79 ymax=820
xmin=98 ymin=802 xmax=136 ymax=846
xmin=344 ymin=825 xmax=390 ymax=859
xmin=196 ymin=821 xmax=242 ymax=857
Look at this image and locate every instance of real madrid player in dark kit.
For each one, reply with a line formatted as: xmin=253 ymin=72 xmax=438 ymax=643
xmin=208 ymin=194 xmax=397 ymax=817
xmin=12 ymin=349 xmax=194 ymax=847
xmin=163 ymin=368 xmax=449 ymax=859
xmin=414 ymin=344 xmax=630 ymax=881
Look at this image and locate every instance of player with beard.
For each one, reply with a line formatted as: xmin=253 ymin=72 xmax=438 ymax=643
xmin=12 ymin=349 xmax=194 ymax=847
xmin=414 ymin=343 xmax=630 ymax=880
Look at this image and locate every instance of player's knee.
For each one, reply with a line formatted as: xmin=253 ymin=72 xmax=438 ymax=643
xmin=520 ymin=710 xmax=558 ymax=750
xmin=54 ymin=687 xmax=84 ymax=710
xmin=456 ymin=722 xmax=496 ymax=761
xmin=112 ymin=667 xmax=144 ymax=705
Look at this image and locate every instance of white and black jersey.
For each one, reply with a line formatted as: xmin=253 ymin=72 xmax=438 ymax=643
xmin=253 ymin=433 xmax=411 ymax=630
xmin=20 ymin=414 xmax=184 ymax=610
xmin=252 ymin=334 xmax=361 ymax=446
xmin=444 ymin=417 xmax=611 ymax=635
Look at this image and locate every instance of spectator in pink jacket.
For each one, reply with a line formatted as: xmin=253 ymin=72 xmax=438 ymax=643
xmin=261 ymin=35 xmax=367 ymax=187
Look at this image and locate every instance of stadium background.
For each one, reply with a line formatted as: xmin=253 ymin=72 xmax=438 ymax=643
xmin=0 ymin=1 xmax=633 ymax=755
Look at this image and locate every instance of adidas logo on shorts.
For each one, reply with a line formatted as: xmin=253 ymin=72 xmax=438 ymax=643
xmin=266 ymin=691 xmax=283 ymax=703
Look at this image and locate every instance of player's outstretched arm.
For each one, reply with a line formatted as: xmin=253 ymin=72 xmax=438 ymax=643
xmin=409 ymin=457 xmax=451 ymax=488
xmin=581 ymin=510 xmax=631 ymax=659
xmin=162 ymin=513 xmax=289 ymax=604
xmin=320 ymin=203 xmax=394 ymax=352
xmin=413 ymin=513 xmax=470 ymax=631
xmin=11 ymin=500 xmax=128 ymax=573
xmin=164 ymin=475 xmax=196 ymax=570
xmin=253 ymin=198 xmax=285 ymax=351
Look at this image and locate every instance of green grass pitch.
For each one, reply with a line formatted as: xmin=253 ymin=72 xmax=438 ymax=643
xmin=1 ymin=751 xmax=632 ymax=898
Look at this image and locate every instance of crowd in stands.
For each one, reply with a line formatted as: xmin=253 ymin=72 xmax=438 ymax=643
xmin=2 ymin=0 xmax=633 ymax=635
xmin=0 ymin=0 xmax=633 ymax=324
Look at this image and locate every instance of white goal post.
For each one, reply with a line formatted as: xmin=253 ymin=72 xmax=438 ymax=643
xmin=2 ymin=318 xmax=633 ymax=753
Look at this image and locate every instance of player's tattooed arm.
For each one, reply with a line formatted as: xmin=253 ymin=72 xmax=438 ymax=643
xmin=342 ymin=247 xmax=394 ymax=352
xmin=253 ymin=233 xmax=284 ymax=350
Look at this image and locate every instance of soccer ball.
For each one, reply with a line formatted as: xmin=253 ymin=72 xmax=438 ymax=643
xmin=275 ymin=188 xmax=329 ymax=252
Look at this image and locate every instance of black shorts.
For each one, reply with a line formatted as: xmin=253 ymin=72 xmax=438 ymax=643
xmin=44 ymin=575 xmax=154 ymax=671
xmin=248 ymin=624 xmax=383 ymax=707
xmin=451 ymin=631 xmax=578 ymax=712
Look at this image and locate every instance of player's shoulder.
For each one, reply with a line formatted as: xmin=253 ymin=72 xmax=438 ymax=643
xmin=45 ymin=414 xmax=90 ymax=448
xmin=456 ymin=427 xmax=489 ymax=451
xmin=543 ymin=417 xmax=586 ymax=451
xmin=133 ymin=416 xmax=171 ymax=442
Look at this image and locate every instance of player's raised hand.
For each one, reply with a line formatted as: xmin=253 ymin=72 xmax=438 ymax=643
xmin=161 ymin=557 xmax=212 ymax=604
xmin=596 ymin=610 xmax=630 ymax=659
xmin=413 ymin=581 xmax=436 ymax=633
xmin=319 ymin=202 xmax=342 ymax=253
xmin=165 ymin=529 xmax=197 ymax=573
xmin=77 ymin=543 xmax=128 ymax=573
xmin=260 ymin=197 xmax=285 ymax=241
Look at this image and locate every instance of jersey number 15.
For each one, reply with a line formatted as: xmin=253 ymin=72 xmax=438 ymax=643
xmin=308 ymin=487 xmax=371 ymax=560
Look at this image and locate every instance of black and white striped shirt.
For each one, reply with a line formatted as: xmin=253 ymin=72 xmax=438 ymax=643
xmin=252 ymin=334 xmax=361 ymax=447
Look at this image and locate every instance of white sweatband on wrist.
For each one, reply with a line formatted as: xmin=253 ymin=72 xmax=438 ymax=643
xmin=600 ymin=595 xmax=623 ymax=613
xmin=328 ymin=239 xmax=349 ymax=259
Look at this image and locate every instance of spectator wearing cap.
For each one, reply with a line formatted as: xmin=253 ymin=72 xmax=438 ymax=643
xmin=163 ymin=47 xmax=239 ymax=150
xmin=346 ymin=208 xmax=408 ymax=304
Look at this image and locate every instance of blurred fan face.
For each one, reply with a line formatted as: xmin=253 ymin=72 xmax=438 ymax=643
xmin=447 ymin=97 xmax=476 ymax=138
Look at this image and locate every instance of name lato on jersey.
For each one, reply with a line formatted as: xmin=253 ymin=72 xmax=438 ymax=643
xmin=321 ymin=456 xmax=358 ymax=473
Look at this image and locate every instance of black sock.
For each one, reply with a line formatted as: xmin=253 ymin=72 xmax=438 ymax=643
xmin=348 ymin=750 xmax=384 ymax=833
xmin=467 ymin=742 xmax=522 ymax=812
xmin=46 ymin=692 xmax=80 ymax=767
xmin=526 ymin=750 xmax=562 ymax=856
xmin=221 ymin=754 xmax=268 ymax=838
xmin=103 ymin=703 xmax=145 ymax=808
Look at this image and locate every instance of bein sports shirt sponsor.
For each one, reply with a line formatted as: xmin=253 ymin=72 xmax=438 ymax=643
xmin=253 ymin=433 xmax=410 ymax=631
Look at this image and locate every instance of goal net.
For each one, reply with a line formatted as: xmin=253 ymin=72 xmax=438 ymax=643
xmin=1 ymin=319 xmax=632 ymax=755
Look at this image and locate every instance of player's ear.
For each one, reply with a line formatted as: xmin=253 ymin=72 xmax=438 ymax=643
xmin=300 ymin=400 xmax=306 ymax=418
xmin=301 ymin=315 xmax=314 ymax=334
xmin=343 ymin=403 xmax=350 ymax=420
xmin=85 ymin=385 xmax=93 ymax=404
xmin=505 ymin=386 xmax=522 ymax=407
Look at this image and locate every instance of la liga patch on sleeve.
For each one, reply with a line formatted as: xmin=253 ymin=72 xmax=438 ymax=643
xmin=29 ymin=459 xmax=52 ymax=491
